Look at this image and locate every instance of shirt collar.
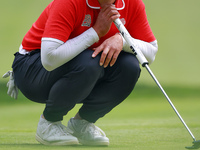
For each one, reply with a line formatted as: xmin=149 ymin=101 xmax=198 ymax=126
xmin=86 ymin=0 xmax=125 ymax=10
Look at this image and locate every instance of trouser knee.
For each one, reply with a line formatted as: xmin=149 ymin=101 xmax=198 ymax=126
xmin=117 ymin=53 xmax=141 ymax=80
xmin=66 ymin=49 xmax=104 ymax=86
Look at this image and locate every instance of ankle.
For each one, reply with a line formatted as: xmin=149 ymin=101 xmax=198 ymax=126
xmin=74 ymin=113 xmax=82 ymax=120
xmin=41 ymin=115 xmax=45 ymax=119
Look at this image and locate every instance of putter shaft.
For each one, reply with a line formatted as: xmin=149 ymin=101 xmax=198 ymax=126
xmin=145 ymin=64 xmax=196 ymax=142
xmin=113 ymin=18 xmax=196 ymax=142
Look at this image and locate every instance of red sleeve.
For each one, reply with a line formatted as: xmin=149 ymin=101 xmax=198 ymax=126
xmin=43 ymin=0 xmax=76 ymax=42
xmin=127 ymin=0 xmax=156 ymax=42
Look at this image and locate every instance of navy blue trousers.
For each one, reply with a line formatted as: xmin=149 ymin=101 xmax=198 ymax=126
xmin=12 ymin=49 xmax=141 ymax=123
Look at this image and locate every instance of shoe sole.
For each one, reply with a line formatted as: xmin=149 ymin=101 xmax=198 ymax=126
xmin=78 ymin=139 xmax=109 ymax=146
xmin=35 ymin=134 xmax=79 ymax=146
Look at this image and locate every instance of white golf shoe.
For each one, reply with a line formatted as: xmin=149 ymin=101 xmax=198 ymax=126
xmin=35 ymin=116 xmax=79 ymax=145
xmin=67 ymin=118 xmax=109 ymax=146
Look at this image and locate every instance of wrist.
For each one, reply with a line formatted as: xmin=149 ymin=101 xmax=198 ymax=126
xmin=92 ymin=26 xmax=103 ymax=38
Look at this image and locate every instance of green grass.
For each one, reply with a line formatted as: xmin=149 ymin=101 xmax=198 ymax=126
xmin=0 ymin=82 xmax=200 ymax=150
xmin=1 ymin=0 xmax=200 ymax=150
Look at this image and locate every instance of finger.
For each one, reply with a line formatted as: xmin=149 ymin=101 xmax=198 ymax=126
xmin=110 ymin=13 xmax=121 ymax=21
xmin=7 ymin=81 xmax=9 ymax=87
xmin=15 ymin=86 xmax=18 ymax=92
xmin=2 ymin=71 xmax=11 ymax=78
xmin=101 ymin=4 xmax=116 ymax=12
xmin=14 ymin=90 xmax=18 ymax=100
xmin=100 ymin=47 xmax=110 ymax=66
xmin=14 ymin=94 xmax=17 ymax=100
xmin=14 ymin=87 xmax=19 ymax=99
xmin=92 ymin=46 xmax=104 ymax=58
xmin=110 ymin=51 xmax=121 ymax=67
xmin=7 ymin=85 xmax=13 ymax=96
xmin=100 ymin=4 xmax=118 ymax=19
xmin=11 ymin=91 xmax=15 ymax=99
xmin=12 ymin=90 xmax=17 ymax=100
xmin=104 ymin=50 xmax=115 ymax=68
xmin=104 ymin=5 xmax=119 ymax=19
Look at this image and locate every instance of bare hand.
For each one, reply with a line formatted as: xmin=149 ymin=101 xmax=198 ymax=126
xmin=92 ymin=34 xmax=123 ymax=68
xmin=93 ymin=4 xmax=120 ymax=38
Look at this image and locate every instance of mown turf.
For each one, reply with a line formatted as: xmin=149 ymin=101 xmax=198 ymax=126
xmin=0 ymin=82 xmax=200 ymax=150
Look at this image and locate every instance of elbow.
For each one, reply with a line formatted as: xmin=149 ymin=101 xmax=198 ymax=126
xmin=41 ymin=52 xmax=56 ymax=71
xmin=41 ymin=59 xmax=55 ymax=71
xmin=41 ymin=39 xmax=62 ymax=71
xmin=148 ymin=56 xmax=156 ymax=65
xmin=42 ymin=64 xmax=54 ymax=72
xmin=41 ymin=47 xmax=57 ymax=71
xmin=148 ymin=45 xmax=158 ymax=65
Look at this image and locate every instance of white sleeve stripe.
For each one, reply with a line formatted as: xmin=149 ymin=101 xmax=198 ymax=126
xmin=42 ymin=38 xmax=64 ymax=44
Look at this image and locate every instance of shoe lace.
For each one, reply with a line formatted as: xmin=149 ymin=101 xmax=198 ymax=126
xmin=80 ymin=121 xmax=106 ymax=137
xmin=42 ymin=121 xmax=70 ymax=135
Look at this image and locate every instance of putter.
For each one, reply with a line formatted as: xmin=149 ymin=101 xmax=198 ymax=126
xmin=113 ymin=18 xmax=200 ymax=149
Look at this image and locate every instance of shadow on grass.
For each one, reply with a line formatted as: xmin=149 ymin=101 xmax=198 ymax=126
xmin=0 ymin=143 xmax=110 ymax=149
xmin=0 ymin=143 xmax=42 ymax=146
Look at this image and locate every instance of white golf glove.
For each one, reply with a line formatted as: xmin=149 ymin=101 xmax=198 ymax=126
xmin=2 ymin=71 xmax=19 ymax=99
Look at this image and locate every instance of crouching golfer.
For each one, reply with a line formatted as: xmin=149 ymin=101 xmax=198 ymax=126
xmin=7 ymin=0 xmax=158 ymax=146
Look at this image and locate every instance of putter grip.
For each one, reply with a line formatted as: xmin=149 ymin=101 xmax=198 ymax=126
xmin=114 ymin=18 xmax=149 ymax=67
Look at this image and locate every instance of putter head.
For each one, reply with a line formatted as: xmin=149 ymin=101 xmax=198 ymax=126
xmin=185 ymin=140 xmax=200 ymax=149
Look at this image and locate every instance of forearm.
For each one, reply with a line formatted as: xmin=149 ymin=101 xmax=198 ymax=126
xmin=41 ymin=28 xmax=99 ymax=71
xmin=122 ymin=37 xmax=158 ymax=64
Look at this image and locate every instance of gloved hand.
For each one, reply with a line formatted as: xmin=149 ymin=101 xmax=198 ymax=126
xmin=2 ymin=71 xmax=19 ymax=99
